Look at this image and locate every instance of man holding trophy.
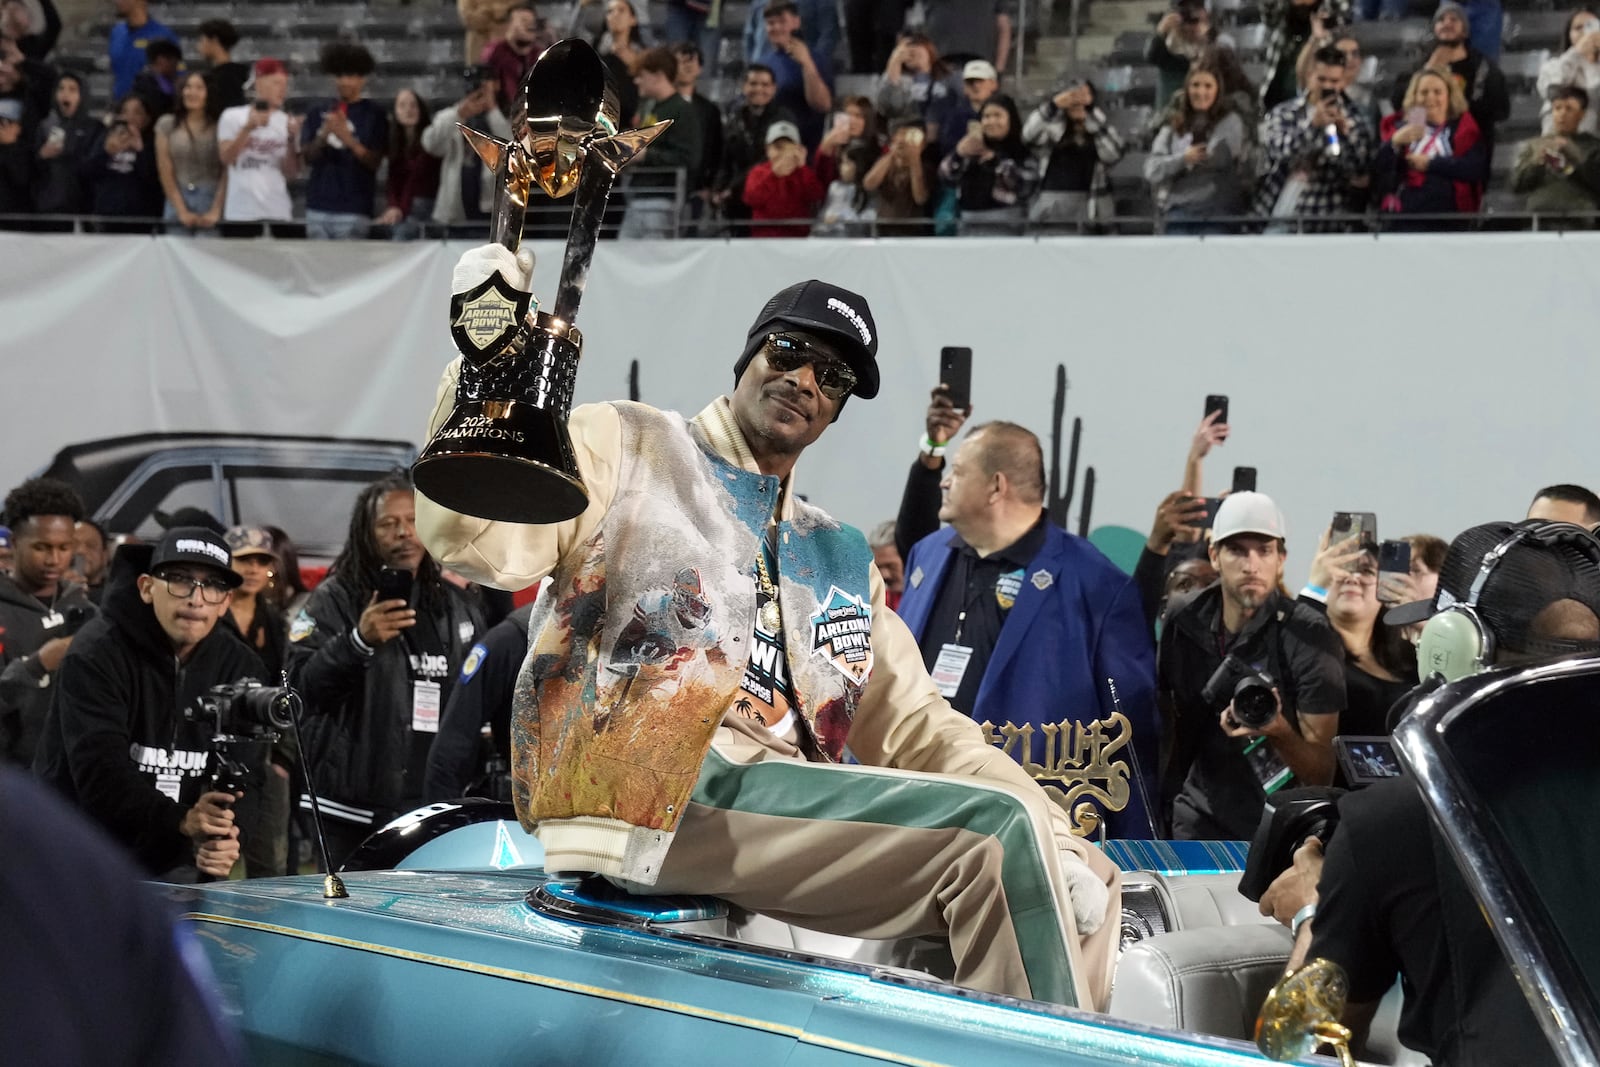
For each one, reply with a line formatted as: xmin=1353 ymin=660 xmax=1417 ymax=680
xmin=413 ymin=40 xmax=1120 ymax=1012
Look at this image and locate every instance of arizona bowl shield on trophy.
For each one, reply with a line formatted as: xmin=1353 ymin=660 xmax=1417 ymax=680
xmin=412 ymin=39 xmax=669 ymax=524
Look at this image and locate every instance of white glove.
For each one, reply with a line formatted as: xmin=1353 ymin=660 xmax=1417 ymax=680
xmin=451 ymin=243 xmax=535 ymax=296
xmin=1060 ymin=849 xmax=1111 ymax=935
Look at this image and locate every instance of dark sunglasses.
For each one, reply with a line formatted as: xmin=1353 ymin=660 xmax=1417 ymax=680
xmin=763 ymin=333 xmax=856 ymax=400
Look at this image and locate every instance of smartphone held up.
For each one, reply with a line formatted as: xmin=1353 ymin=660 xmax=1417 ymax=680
xmin=939 ymin=347 xmax=973 ymax=411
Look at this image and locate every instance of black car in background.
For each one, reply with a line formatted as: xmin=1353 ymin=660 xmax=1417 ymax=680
xmin=35 ymin=433 xmax=418 ymax=576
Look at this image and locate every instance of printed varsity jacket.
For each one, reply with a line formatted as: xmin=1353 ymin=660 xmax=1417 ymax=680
xmin=417 ymin=371 xmax=1108 ymax=888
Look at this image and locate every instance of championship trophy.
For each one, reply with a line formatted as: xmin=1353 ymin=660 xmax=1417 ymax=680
xmin=412 ymin=40 xmax=670 ymax=524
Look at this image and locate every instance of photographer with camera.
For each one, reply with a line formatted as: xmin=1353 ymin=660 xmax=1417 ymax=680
xmin=1158 ymin=492 xmax=1346 ymax=840
xmin=33 ymin=527 xmax=262 ymax=880
xmin=1258 ymin=519 xmax=1600 ymax=1064
xmin=0 ymin=478 xmax=93 ymax=767
xmin=288 ymin=472 xmax=482 ymax=867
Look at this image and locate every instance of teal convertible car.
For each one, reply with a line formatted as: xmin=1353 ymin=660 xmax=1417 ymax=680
xmin=170 ymin=658 xmax=1599 ymax=1067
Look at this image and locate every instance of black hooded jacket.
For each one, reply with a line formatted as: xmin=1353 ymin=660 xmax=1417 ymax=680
xmin=0 ymin=573 xmax=92 ymax=766
xmin=32 ymin=545 xmax=263 ymax=875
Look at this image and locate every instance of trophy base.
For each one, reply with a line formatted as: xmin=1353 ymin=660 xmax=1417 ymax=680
xmin=414 ymin=400 xmax=589 ymax=524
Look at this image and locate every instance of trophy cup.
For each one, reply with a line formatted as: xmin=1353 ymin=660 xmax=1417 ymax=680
xmin=412 ymin=39 xmax=670 ymax=524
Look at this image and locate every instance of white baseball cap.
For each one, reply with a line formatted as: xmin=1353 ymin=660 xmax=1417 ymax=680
xmin=962 ymin=60 xmax=999 ymax=82
xmin=1212 ymin=491 xmax=1287 ymax=544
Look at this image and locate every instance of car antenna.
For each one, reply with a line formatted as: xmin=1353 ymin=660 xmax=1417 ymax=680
xmin=1108 ymin=677 xmax=1160 ymax=841
xmin=279 ymin=672 xmax=348 ymax=899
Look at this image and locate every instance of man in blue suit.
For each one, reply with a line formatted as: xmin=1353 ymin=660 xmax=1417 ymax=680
xmin=897 ymin=422 xmax=1160 ymax=839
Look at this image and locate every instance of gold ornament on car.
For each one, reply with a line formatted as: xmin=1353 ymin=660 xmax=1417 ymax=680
xmin=1256 ymin=958 xmax=1356 ymax=1067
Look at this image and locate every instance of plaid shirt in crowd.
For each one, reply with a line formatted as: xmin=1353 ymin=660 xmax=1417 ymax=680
xmin=1254 ymin=89 xmax=1376 ymax=224
xmin=1257 ymin=0 xmax=1353 ymax=107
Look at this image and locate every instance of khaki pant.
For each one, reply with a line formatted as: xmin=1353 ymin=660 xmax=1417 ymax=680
xmin=622 ymin=716 xmax=1109 ymax=1008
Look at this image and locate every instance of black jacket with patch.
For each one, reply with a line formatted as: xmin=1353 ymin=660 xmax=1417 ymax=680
xmin=288 ymin=571 xmax=481 ymax=818
xmin=0 ymin=574 xmax=92 ymax=766
xmin=32 ymin=545 xmax=263 ymax=875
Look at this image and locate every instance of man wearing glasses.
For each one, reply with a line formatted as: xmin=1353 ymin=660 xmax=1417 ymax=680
xmin=34 ymin=527 xmax=263 ymax=881
xmin=416 ymin=247 xmax=1123 ymax=1011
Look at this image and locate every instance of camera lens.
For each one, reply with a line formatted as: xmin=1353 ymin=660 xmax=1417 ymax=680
xmin=1233 ymin=675 xmax=1278 ymax=729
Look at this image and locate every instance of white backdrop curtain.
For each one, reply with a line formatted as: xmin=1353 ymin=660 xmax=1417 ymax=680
xmin=3 ymin=232 xmax=1598 ymax=576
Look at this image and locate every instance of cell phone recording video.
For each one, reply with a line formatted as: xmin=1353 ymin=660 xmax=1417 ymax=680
xmin=1330 ymin=511 xmax=1378 ymax=552
xmin=939 ymin=347 xmax=973 ymax=410
xmin=252 ymin=100 xmax=270 ymax=113
xmin=1377 ymin=539 xmax=1412 ymax=604
xmin=376 ymin=566 xmax=413 ymax=605
xmin=1197 ymin=496 xmax=1224 ymax=530
xmin=1232 ymin=466 xmax=1257 ymax=494
xmin=1205 ymin=394 xmax=1229 ymax=425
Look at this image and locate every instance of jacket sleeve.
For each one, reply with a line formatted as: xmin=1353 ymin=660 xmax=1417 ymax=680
xmin=1536 ymin=50 xmax=1580 ymax=103
xmin=796 ymin=163 xmax=824 ymax=208
xmin=1511 ymin=141 xmax=1550 ymax=193
xmin=424 ymin=622 xmax=521 ymax=802
xmin=285 ymin=585 xmax=369 ymax=713
xmin=416 ymin=364 xmax=621 ymax=591
xmin=1087 ymin=109 xmax=1126 ymax=164
xmin=1086 ymin=574 xmax=1160 ymax=823
xmin=19 ymin=0 xmax=61 ymax=59
xmin=645 ymin=103 xmax=701 ymax=174
xmin=1144 ymin=126 xmax=1190 ymax=186
xmin=849 ymin=567 xmax=1058 ymax=797
xmin=54 ymin=645 xmax=189 ymax=872
xmin=421 ymin=106 xmax=459 ymax=158
xmin=743 ymin=162 xmax=778 ymax=208
xmin=1341 ymin=106 xmax=1377 ymax=173
xmin=894 ymin=459 xmax=944 ymax=560
xmin=0 ymin=648 xmax=50 ymax=715
xmin=937 ymin=149 xmax=969 ymax=186
xmin=1130 ymin=546 xmax=1167 ymax=634
xmin=1426 ymin=136 xmax=1489 ymax=183
xmin=1259 ymin=101 xmax=1317 ymax=179
xmin=1145 ymin=32 xmax=1189 ymax=76
xmin=1022 ymin=101 xmax=1057 ymax=149
xmin=1479 ymin=62 xmax=1511 ymax=127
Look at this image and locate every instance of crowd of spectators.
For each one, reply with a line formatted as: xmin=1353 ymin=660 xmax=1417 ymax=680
xmin=5 ymin=238 xmax=1600 ymax=1058
xmin=3 ymin=0 xmax=1597 ymax=233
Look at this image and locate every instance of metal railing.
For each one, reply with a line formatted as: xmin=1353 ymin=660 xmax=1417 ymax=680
xmin=5 ymin=206 xmax=1598 ymax=239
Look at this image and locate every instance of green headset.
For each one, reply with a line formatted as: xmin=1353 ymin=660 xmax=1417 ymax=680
xmin=1415 ymin=521 xmax=1600 ymax=683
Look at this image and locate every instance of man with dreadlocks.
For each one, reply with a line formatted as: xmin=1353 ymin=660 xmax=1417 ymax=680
xmin=287 ymin=471 xmax=483 ymax=865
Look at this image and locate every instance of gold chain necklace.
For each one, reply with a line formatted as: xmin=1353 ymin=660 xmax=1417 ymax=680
xmin=754 ymin=519 xmax=782 ymax=634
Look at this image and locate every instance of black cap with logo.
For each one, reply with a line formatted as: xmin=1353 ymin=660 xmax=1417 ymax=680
xmin=148 ymin=526 xmax=245 ymax=588
xmin=734 ymin=280 xmax=880 ymax=399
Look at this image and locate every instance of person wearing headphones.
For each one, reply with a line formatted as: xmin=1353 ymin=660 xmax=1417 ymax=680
xmin=1258 ymin=519 xmax=1600 ymax=1065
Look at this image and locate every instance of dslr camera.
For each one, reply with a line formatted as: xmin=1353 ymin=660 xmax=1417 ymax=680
xmin=186 ymin=680 xmax=297 ymax=738
xmin=1201 ymin=652 xmax=1279 ymax=729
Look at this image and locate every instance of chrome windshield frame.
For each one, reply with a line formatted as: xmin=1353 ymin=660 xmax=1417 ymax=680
xmin=1393 ymin=656 xmax=1600 ymax=1067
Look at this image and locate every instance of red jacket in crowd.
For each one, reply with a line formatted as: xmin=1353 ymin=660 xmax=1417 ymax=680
xmin=743 ymin=161 xmax=824 ymax=238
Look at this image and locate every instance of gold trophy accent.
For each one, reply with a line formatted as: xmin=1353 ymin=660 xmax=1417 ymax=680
xmin=415 ymin=39 xmax=670 ymax=524
xmin=1256 ymin=959 xmax=1357 ymax=1067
